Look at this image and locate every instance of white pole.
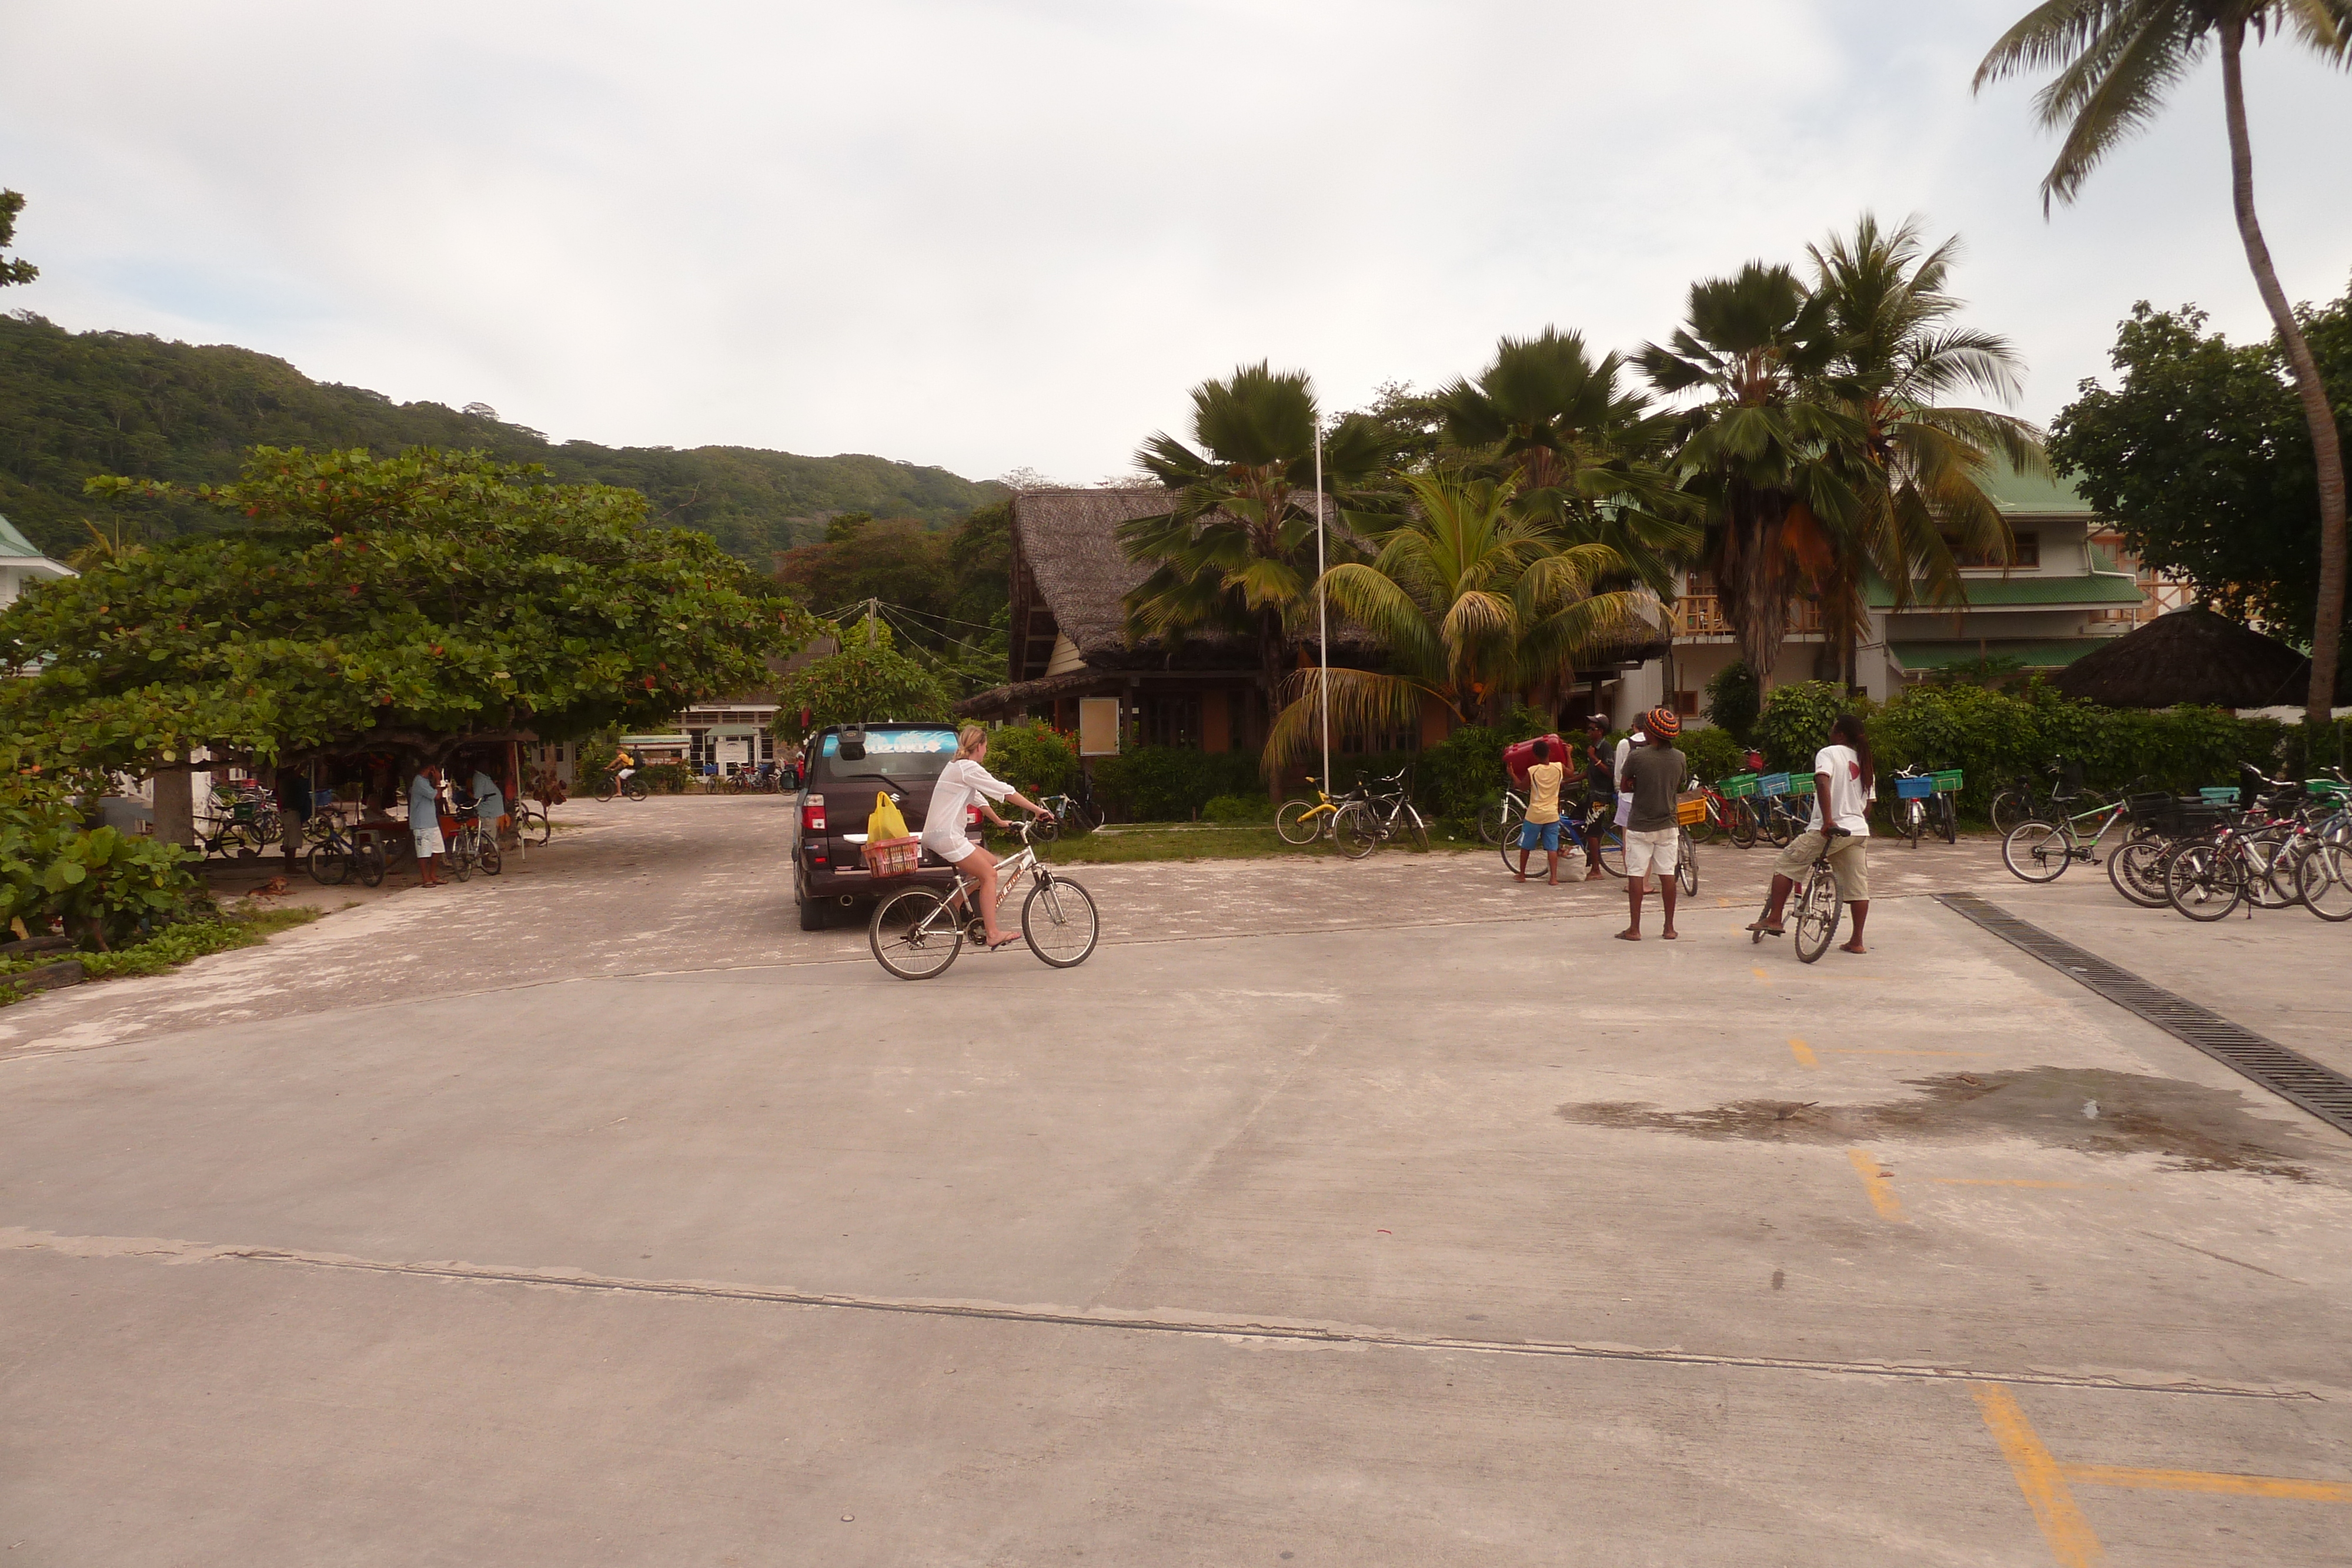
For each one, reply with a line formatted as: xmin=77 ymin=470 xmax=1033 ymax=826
xmin=1314 ymin=411 xmax=1330 ymax=791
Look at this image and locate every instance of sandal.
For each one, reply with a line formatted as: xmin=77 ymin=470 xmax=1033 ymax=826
xmin=1743 ymin=919 xmax=1783 ymax=935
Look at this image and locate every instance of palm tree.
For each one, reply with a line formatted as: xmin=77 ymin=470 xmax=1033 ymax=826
xmin=1976 ymin=1 xmax=2350 ymax=727
xmin=1806 ymin=215 xmax=2050 ymax=686
xmin=1434 ymin=328 xmax=1699 ymax=594
xmin=1262 ymin=472 xmax=1645 ymax=770
xmin=1119 ymin=363 xmax=1388 ymax=715
xmin=1638 ymin=264 xmax=1863 ymax=686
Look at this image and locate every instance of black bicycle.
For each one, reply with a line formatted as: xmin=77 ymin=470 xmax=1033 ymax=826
xmin=305 ymin=816 xmax=386 ymax=888
xmin=1336 ymin=768 xmax=1429 ymax=857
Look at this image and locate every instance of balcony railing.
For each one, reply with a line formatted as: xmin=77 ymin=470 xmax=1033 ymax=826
xmin=1668 ymin=595 xmax=1823 ymax=638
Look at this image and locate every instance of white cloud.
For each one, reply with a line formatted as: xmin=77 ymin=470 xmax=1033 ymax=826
xmin=5 ymin=1 xmax=2347 ymax=482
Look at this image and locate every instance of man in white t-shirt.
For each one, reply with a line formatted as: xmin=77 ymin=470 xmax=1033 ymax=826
xmin=1747 ymin=713 xmax=1876 ymax=953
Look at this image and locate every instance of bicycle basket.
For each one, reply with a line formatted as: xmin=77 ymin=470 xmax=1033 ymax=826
xmin=1756 ymin=772 xmax=1791 ymax=798
xmin=1718 ymin=773 xmax=1759 ymax=799
xmin=861 ymin=834 xmax=923 ymax=879
xmin=1931 ymin=769 xmax=1964 ymax=794
xmin=1786 ymin=773 xmax=1816 ymax=797
xmin=1894 ymin=775 xmax=1934 ymax=800
xmin=2198 ymin=786 xmax=2241 ymax=806
xmin=2306 ymin=778 xmax=2352 ymax=803
xmin=1675 ymin=791 xmax=1707 ymax=826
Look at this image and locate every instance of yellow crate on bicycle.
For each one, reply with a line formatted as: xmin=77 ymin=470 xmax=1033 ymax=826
xmin=1675 ymin=792 xmax=1708 ymax=826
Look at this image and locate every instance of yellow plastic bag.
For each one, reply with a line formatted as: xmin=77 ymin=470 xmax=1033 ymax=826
xmin=867 ymin=791 xmax=908 ymax=843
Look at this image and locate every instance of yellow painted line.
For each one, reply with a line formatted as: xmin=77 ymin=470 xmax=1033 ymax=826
xmin=1751 ymin=967 xmax=1771 ymax=983
xmin=2059 ymin=1463 xmax=2352 ymax=1502
xmin=1789 ymin=1037 xmax=1818 ymax=1068
xmin=1971 ymin=1383 xmax=2103 ymax=1566
xmin=1845 ymin=1149 xmax=1906 ymax=1222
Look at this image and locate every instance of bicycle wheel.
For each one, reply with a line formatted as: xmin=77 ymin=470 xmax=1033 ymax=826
xmin=1763 ymin=805 xmax=1794 ymax=849
xmin=1021 ymin=877 xmax=1099 ymax=967
xmin=303 ymin=814 xmax=336 ymax=845
xmin=1030 ymin=813 xmax=1061 ymax=844
xmin=449 ymin=838 xmax=473 ymax=881
xmin=1727 ymin=798 xmax=1758 ymax=850
xmin=1401 ymin=804 xmax=1429 ymax=853
xmin=1989 ymin=791 xmax=2026 ymax=835
xmin=2244 ymin=830 xmax=2299 ymax=909
xmin=308 ymin=845 xmax=349 ymax=887
xmin=1675 ymin=828 xmax=1698 ymax=897
xmin=1936 ymin=794 xmax=1958 ymax=845
xmin=520 ymin=807 xmax=552 ymax=847
xmin=2165 ymin=841 xmax=2244 ymax=922
xmin=2295 ymin=842 xmax=2352 ymax=922
xmin=870 ymin=887 xmax=964 ymax=979
xmin=479 ymin=842 xmax=503 ymax=877
xmin=1792 ymin=870 xmax=1842 ymax=963
xmin=1687 ymin=800 xmax=1719 ymax=847
xmin=2001 ymin=821 xmax=2072 ymax=884
xmin=1900 ymin=798 xmax=1924 ymax=848
xmin=626 ymin=781 xmax=649 ymax=801
xmin=2106 ymin=837 xmax=2169 ymax=908
xmin=1334 ymin=803 xmax=1379 ymax=860
xmin=1593 ymin=823 xmax=1626 ymax=878
xmin=356 ymin=841 xmax=386 ymax=888
xmin=1275 ymin=800 xmax=1322 ymax=845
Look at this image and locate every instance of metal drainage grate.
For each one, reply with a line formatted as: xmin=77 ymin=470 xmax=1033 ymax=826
xmin=1937 ymin=891 xmax=2352 ymax=1138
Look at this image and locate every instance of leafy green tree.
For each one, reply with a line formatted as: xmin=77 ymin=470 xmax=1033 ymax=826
xmin=0 ymin=446 xmax=813 ymax=780
xmin=1639 ymin=264 xmax=1862 ymax=687
xmin=1118 ymin=363 xmax=1392 ymax=710
xmin=1703 ymin=660 xmax=1762 ymax=747
xmin=1434 ymin=327 xmax=1698 ymax=593
xmin=2050 ymin=289 xmax=2352 ymax=660
xmin=1266 ymin=472 xmax=1642 ymax=769
xmin=0 ymin=190 xmax=35 ymax=288
xmin=1976 ymin=0 xmax=2351 ymax=725
xmin=773 ymin=617 xmax=951 ymax=737
xmin=1808 ymin=215 xmax=2047 ymax=684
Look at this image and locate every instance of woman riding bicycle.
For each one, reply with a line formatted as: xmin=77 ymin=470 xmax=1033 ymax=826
xmin=925 ymin=726 xmax=1045 ymax=951
xmin=1749 ymin=712 xmax=1876 ymax=954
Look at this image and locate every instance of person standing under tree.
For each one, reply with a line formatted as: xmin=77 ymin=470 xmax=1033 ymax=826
xmin=409 ymin=764 xmax=448 ymax=888
xmin=1748 ymin=712 xmax=1875 ymax=954
xmin=1510 ymin=738 xmax=1567 ymax=885
xmin=1615 ymin=708 xmax=1688 ymax=941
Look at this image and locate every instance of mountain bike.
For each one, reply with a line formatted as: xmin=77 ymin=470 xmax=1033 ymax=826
xmin=592 ymin=770 xmax=649 ymax=803
xmin=446 ymin=817 xmax=504 ymax=880
xmin=1750 ymin=827 xmax=1852 ymax=964
xmin=1335 ymin=769 xmax=1426 ymax=857
xmin=2000 ymin=786 xmax=2133 ymax=883
xmin=1277 ymin=774 xmax=1367 ymax=846
xmin=869 ymin=818 xmax=1099 ymax=979
xmin=304 ymin=816 xmax=386 ymax=888
xmin=1476 ymin=789 xmax=1526 ymax=847
xmin=1030 ymin=777 xmax=1102 ymax=841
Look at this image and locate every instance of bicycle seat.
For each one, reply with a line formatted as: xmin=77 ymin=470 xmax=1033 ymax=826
xmin=1823 ymin=827 xmax=1853 ymax=839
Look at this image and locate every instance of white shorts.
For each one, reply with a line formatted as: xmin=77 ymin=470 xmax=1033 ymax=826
xmin=1623 ymin=825 xmax=1679 ymax=878
xmin=921 ymin=831 xmax=976 ymax=866
xmin=412 ymin=821 xmax=446 ymax=856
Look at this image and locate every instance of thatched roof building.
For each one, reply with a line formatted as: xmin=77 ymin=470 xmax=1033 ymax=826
xmin=2052 ymin=606 xmax=2311 ymax=709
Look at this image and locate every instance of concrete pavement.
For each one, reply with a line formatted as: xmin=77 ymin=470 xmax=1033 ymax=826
xmin=2 ymin=799 xmax=2348 ymax=1564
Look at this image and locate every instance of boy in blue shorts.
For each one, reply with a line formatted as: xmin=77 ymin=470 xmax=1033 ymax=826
xmin=1511 ymin=738 xmax=1568 ymax=885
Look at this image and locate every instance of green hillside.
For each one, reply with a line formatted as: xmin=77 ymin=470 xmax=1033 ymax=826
xmin=0 ymin=312 xmax=1006 ymax=562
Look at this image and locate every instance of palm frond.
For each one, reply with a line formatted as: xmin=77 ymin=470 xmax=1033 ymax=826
xmin=1261 ymin=667 xmax=1444 ymax=776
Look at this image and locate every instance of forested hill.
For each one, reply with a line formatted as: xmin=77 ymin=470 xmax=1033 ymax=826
xmin=0 ymin=312 xmax=1006 ymax=562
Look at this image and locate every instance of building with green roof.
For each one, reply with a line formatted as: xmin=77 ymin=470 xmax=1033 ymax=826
xmin=0 ymin=513 xmax=75 ymax=612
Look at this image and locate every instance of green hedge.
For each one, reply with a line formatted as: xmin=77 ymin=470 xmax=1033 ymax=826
xmin=980 ymin=723 xmax=1077 ymax=798
xmin=1090 ymin=746 xmax=1263 ymax=821
xmin=1755 ymin=679 xmax=2350 ymax=817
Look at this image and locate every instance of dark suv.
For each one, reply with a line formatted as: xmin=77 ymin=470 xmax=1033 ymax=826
xmin=793 ymin=723 xmax=973 ymax=930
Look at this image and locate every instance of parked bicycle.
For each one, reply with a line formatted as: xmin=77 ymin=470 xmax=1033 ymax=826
xmin=1887 ymin=764 xmax=1959 ymax=847
xmin=2000 ymin=786 xmax=2134 ymax=883
xmin=1334 ymin=768 xmax=1427 ymax=858
xmin=1031 ymin=776 xmax=1103 ymax=841
xmin=304 ymin=816 xmax=386 ymax=888
xmin=1277 ymin=774 xmax=1367 ymax=846
xmin=868 ymin=818 xmax=1099 ymax=979
xmin=1750 ymin=827 xmax=1853 ymax=964
xmin=1989 ymin=760 xmax=2110 ymax=835
xmin=510 ymin=800 xmax=552 ymax=847
xmin=445 ymin=817 xmax=505 ymax=880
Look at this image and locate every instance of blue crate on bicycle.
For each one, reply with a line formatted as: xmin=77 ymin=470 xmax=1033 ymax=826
xmin=1718 ymin=773 xmax=1760 ymax=799
xmin=1894 ymin=775 xmax=1935 ymax=800
xmin=1756 ymin=771 xmax=1792 ymax=797
xmin=2197 ymin=786 xmax=2240 ymax=805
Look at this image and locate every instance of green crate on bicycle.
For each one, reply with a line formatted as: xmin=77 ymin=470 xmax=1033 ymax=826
xmin=2307 ymin=778 xmax=2351 ymax=803
xmin=1718 ymin=773 xmax=1759 ymax=798
xmin=1931 ymin=768 xmax=1963 ymax=794
xmin=1786 ymin=773 xmax=1816 ymax=797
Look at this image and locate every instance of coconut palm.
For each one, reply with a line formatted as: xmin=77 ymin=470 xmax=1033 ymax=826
xmin=1119 ymin=363 xmax=1389 ymax=711
xmin=1433 ymin=328 xmax=1699 ymax=594
xmin=1638 ymin=264 xmax=1863 ymax=686
xmin=1976 ymin=1 xmax=2351 ymax=726
xmin=1262 ymin=471 xmax=1646 ymax=770
xmin=1805 ymin=215 xmax=2051 ymax=686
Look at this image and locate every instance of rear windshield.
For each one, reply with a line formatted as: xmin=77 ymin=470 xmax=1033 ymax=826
xmin=812 ymin=729 xmax=958 ymax=784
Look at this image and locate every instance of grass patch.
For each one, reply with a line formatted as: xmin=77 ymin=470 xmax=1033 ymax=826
xmin=0 ymin=906 xmax=322 ymax=1001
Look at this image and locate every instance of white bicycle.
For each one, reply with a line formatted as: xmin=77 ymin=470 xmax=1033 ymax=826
xmin=868 ymin=819 xmax=1100 ymax=979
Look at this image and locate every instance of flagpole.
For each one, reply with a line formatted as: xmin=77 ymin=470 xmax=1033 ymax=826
xmin=1314 ymin=410 xmax=1329 ymax=793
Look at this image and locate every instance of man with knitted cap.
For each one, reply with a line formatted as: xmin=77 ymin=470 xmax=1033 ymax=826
xmin=1615 ymin=706 xmax=1689 ymax=941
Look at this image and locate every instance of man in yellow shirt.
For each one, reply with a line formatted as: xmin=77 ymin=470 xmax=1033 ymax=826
xmin=1511 ymin=737 xmax=1569 ymax=885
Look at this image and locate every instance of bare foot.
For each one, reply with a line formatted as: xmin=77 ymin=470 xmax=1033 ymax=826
xmin=1547 ymin=877 xmax=1559 ymax=885
xmin=1614 ymin=928 xmax=1641 ymax=942
xmin=1840 ymin=939 xmax=1867 ymax=954
xmin=1661 ymin=928 xmax=1678 ymax=940
xmin=1513 ymin=872 xmax=1528 ymax=882
xmin=1584 ymin=868 xmax=1605 ymax=881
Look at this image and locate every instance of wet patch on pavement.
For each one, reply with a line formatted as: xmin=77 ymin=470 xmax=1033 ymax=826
xmin=1558 ymin=1067 xmax=2326 ymax=1181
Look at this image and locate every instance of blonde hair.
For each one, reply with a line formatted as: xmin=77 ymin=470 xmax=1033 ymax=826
xmin=956 ymin=724 xmax=989 ymax=758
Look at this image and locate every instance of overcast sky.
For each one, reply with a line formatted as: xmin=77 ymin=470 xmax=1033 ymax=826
xmin=5 ymin=1 xmax=2348 ymax=487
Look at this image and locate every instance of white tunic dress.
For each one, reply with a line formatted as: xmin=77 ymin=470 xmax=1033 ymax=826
xmin=922 ymin=757 xmax=1014 ymax=865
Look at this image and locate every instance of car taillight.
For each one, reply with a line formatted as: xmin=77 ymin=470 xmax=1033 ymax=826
xmin=966 ymin=804 xmax=981 ymax=829
xmin=802 ymin=794 xmax=826 ymax=833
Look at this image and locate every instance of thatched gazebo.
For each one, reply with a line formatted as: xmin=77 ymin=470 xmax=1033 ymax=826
xmin=2053 ymin=606 xmax=2310 ymax=710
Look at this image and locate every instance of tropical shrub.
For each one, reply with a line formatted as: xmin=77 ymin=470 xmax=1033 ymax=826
xmin=1702 ymin=660 xmax=1762 ymax=745
xmin=1091 ymin=747 xmax=1261 ymax=822
xmin=0 ymin=777 xmax=201 ymax=949
xmin=1200 ymin=793 xmax=1276 ymax=823
xmin=1417 ymin=706 xmax=1550 ymax=823
xmin=980 ymin=723 xmax=1077 ymax=798
xmin=1679 ymin=726 xmax=1746 ymax=784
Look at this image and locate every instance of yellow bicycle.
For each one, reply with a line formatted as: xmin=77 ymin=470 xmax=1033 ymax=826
xmin=1275 ymin=774 xmax=1361 ymax=845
